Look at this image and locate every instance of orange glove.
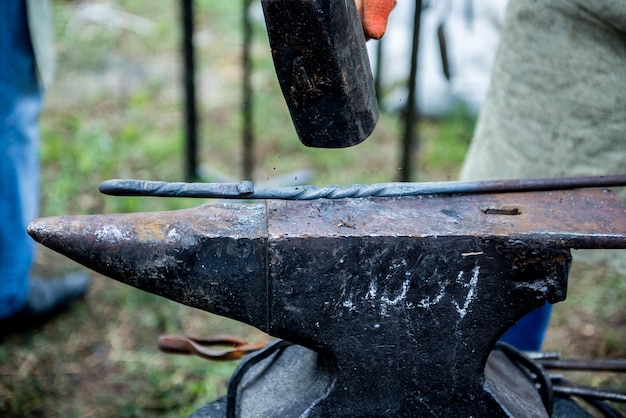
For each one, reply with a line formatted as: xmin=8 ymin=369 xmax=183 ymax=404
xmin=355 ymin=0 xmax=396 ymax=40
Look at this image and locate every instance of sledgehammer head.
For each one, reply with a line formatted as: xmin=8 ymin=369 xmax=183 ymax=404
xmin=262 ymin=0 xmax=378 ymax=148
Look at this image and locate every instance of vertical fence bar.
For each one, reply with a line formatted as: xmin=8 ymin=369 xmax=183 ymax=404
xmin=374 ymin=38 xmax=384 ymax=104
xmin=399 ymin=0 xmax=423 ymax=182
xmin=182 ymin=0 xmax=199 ymax=181
xmin=242 ymin=0 xmax=254 ymax=181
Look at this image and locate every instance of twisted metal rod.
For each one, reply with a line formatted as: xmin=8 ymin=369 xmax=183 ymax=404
xmin=99 ymin=174 xmax=626 ymax=200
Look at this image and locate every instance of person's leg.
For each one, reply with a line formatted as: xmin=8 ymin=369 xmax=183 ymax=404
xmin=0 ymin=0 xmax=42 ymax=319
xmin=499 ymin=303 xmax=553 ymax=352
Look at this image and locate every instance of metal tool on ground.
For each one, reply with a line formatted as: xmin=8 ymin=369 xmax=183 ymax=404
xmin=261 ymin=0 xmax=378 ymax=148
xmin=27 ymin=176 xmax=626 ymax=416
xmin=157 ymin=335 xmax=267 ymax=361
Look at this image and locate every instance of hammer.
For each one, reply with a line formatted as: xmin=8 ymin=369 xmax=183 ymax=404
xmin=261 ymin=0 xmax=379 ymax=148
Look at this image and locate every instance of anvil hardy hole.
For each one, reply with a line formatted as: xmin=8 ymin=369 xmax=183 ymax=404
xmin=482 ymin=206 xmax=521 ymax=215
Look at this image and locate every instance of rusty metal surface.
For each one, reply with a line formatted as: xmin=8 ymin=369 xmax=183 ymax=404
xmin=267 ymin=189 xmax=626 ymax=249
xmin=27 ymin=188 xmax=626 ymax=417
xmin=266 ymin=218 xmax=571 ymax=416
xmin=28 ymin=204 xmax=269 ymax=329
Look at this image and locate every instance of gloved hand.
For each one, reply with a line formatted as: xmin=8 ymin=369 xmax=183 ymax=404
xmin=355 ymin=0 xmax=396 ymax=40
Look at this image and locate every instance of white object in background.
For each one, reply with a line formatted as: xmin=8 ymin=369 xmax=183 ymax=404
xmin=369 ymin=0 xmax=508 ymax=117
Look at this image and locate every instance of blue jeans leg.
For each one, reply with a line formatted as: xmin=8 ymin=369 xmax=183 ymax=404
xmin=0 ymin=0 xmax=43 ymax=319
xmin=500 ymin=303 xmax=553 ymax=351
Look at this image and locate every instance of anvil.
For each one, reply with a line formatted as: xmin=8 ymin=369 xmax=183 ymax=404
xmin=28 ymin=189 xmax=626 ymax=417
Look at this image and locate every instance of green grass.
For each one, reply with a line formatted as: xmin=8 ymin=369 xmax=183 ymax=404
xmin=1 ymin=0 xmax=624 ymax=416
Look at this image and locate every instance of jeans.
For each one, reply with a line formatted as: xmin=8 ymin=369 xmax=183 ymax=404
xmin=0 ymin=0 xmax=43 ymax=319
xmin=500 ymin=303 xmax=553 ymax=351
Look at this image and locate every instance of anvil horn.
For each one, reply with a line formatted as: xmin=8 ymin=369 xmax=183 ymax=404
xmin=27 ymin=204 xmax=270 ymax=331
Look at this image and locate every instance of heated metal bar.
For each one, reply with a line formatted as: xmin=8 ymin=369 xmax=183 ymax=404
xmin=99 ymin=174 xmax=626 ymax=200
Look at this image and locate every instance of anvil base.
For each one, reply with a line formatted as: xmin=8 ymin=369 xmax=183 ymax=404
xmin=191 ymin=343 xmax=593 ymax=418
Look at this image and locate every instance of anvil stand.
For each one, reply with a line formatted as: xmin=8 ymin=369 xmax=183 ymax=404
xmin=28 ymin=188 xmax=626 ymax=417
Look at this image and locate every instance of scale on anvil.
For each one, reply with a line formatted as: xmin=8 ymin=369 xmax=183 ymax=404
xmin=27 ymin=0 xmax=626 ymax=415
xmin=28 ymin=174 xmax=626 ymax=417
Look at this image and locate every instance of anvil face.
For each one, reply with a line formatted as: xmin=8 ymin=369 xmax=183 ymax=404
xmin=28 ymin=189 xmax=626 ymax=417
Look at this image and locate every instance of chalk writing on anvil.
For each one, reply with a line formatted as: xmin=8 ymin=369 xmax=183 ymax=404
xmin=338 ymin=264 xmax=480 ymax=319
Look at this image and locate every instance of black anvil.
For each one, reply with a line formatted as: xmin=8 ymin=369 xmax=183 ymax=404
xmin=28 ymin=186 xmax=626 ymax=417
